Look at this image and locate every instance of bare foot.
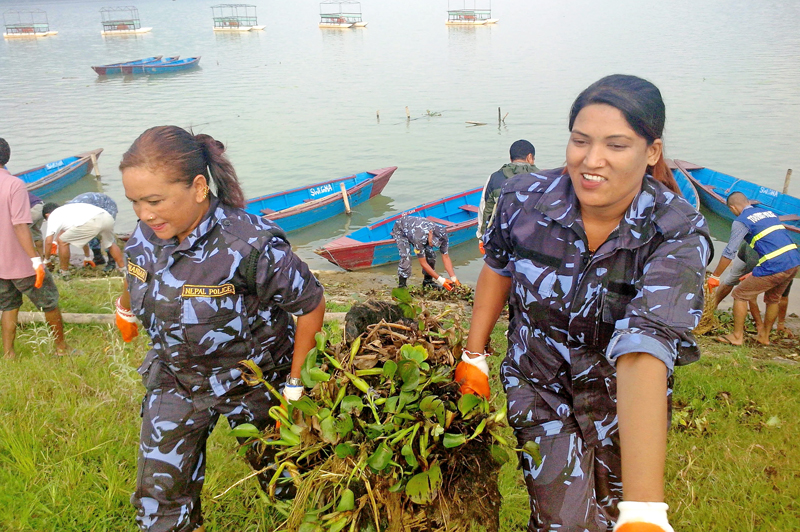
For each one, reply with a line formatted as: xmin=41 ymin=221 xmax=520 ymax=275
xmin=3 ymin=350 xmax=15 ymax=360
xmin=777 ymin=326 xmax=795 ymax=339
xmin=714 ymin=334 xmax=744 ymax=346
xmin=756 ymin=332 xmax=770 ymax=346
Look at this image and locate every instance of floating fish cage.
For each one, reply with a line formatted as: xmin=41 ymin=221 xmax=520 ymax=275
xmin=3 ymin=9 xmax=58 ymax=38
xmin=319 ymin=1 xmax=367 ymax=28
xmin=100 ymin=6 xmax=151 ymax=35
xmin=446 ymin=0 xmax=497 ymax=25
xmin=211 ymin=4 xmax=264 ymax=32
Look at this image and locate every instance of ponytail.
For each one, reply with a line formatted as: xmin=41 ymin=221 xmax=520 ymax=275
xmin=120 ymin=126 xmax=245 ymax=209
xmin=648 ymin=152 xmax=681 ymax=195
xmin=194 ymin=134 xmax=245 ymax=209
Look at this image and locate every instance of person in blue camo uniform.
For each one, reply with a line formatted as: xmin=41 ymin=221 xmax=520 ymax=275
xmin=456 ymin=75 xmax=712 ymax=532
xmin=391 ymin=215 xmax=460 ymax=290
xmin=67 ymin=192 xmax=119 ymax=268
xmin=115 ymin=126 xmax=326 ymax=532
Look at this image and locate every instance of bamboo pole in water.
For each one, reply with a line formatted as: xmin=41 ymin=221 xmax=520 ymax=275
xmin=340 ymin=182 xmax=351 ymax=215
xmin=783 ymin=169 xmax=792 ymax=194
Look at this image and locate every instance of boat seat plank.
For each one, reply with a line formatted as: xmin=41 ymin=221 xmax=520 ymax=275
xmin=779 ymin=214 xmax=800 ymax=222
xmin=459 ymin=204 xmax=480 ymax=213
xmin=261 ymin=208 xmax=276 ymax=215
xmin=426 ymin=216 xmax=455 ymax=227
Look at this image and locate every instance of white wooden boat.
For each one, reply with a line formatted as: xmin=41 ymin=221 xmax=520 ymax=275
xmin=101 ymin=26 xmax=152 ymax=36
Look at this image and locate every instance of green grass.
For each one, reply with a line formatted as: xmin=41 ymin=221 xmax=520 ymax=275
xmin=1 ymin=280 xmax=798 ymax=530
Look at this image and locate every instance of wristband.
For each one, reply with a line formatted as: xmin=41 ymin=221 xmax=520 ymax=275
xmin=463 ymin=349 xmax=489 ymax=357
xmin=450 ymin=275 xmax=459 ymax=282
xmin=31 ymin=257 xmax=43 ymax=268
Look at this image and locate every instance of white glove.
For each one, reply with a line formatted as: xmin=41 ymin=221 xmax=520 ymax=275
xmin=31 ymin=257 xmax=43 ymax=269
xmin=614 ymin=501 xmax=674 ymax=532
xmin=435 ymin=276 xmax=447 ymax=286
xmin=460 ymin=352 xmax=489 ymax=377
xmin=283 ymin=385 xmax=303 ymax=402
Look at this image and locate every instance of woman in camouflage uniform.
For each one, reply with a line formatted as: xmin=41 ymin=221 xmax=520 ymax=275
xmin=456 ymin=75 xmax=712 ymax=531
xmin=115 ymin=126 xmax=326 ymax=532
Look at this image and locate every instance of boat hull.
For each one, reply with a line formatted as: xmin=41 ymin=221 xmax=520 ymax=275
xmin=316 ymin=187 xmax=482 ymax=270
xmin=17 ymin=149 xmax=103 ymax=198
xmin=136 ymin=57 xmax=200 ymax=74
xmin=245 ymin=167 xmax=396 ymax=232
xmin=92 ymin=55 xmax=163 ymax=75
xmin=673 ymin=160 xmax=800 ymax=246
xmin=4 ymin=30 xmax=58 ymax=38
xmin=101 ymin=26 xmax=152 ymax=35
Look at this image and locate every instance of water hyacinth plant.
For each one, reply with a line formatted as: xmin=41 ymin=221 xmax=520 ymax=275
xmin=234 ymin=301 xmax=535 ymax=532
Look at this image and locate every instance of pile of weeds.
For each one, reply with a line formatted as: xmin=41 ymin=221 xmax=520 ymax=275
xmin=236 ymin=296 xmax=531 ymax=532
xmin=407 ymin=285 xmax=474 ymax=305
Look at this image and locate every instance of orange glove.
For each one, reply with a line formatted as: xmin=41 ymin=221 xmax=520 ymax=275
xmin=435 ymin=276 xmax=455 ymax=291
xmin=450 ymin=276 xmax=461 ymax=287
xmin=706 ymin=275 xmax=720 ymax=289
xmin=50 ymin=242 xmax=58 ymax=256
xmin=614 ymin=502 xmax=673 ymax=532
xmin=31 ymin=257 xmax=45 ymax=289
xmin=115 ymin=296 xmax=139 ymax=342
xmin=83 ymin=256 xmax=96 ymax=268
xmin=454 ymin=352 xmax=490 ymax=398
xmin=478 ymin=241 xmax=485 ymax=255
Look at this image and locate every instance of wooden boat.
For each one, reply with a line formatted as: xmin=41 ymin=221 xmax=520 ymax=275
xmin=16 ymin=149 xmax=103 ymax=198
xmin=92 ymin=55 xmax=164 ymax=75
xmin=666 ymin=160 xmax=700 ymax=210
xmin=245 ymin=167 xmax=396 ymax=232
xmin=315 ymin=187 xmax=481 ymax=270
xmin=137 ymin=57 xmax=200 ymax=74
xmin=672 ymin=159 xmax=800 ymax=245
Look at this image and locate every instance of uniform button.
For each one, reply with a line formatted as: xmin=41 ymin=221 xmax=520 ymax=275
xmin=222 ymin=220 xmax=231 ymax=227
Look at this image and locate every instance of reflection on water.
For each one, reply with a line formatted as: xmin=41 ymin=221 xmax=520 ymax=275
xmin=2 ymin=0 xmax=799 ymax=284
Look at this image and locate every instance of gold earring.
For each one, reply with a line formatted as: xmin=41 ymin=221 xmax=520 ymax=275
xmin=202 ymin=185 xmax=210 ymax=200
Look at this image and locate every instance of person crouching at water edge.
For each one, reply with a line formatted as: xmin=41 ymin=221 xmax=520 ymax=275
xmin=115 ymin=126 xmax=326 ymax=532
xmin=457 ymin=75 xmax=712 ymax=531
xmin=391 ymin=215 xmax=460 ymax=290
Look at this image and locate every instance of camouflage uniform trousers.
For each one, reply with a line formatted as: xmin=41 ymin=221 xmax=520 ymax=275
xmin=132 ymin=361 xmax=290 ymax=532
xmin=391 ymin=226 xmax=436 ymax=280
xmin=518 ymin=427 xmax=621 ymax=532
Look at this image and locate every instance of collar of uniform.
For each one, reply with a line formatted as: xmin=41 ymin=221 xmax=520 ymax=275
xmin=532 ymin=171 xmax=659 ymax=249
xmin=138 ymin=196 xmax=223 ymax=251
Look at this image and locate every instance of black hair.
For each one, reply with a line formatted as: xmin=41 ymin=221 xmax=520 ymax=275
xmin=0 ymin=138 xmax=9 ymax=167
xmin=568 ymin=74 xmax=680 ymax=194
xmin=119 ymin=125 xmax=245 ymax=208
xmin=726 ymin=191 xmax=748 ymax=207
xmin=42 ymin=202 xmax=60 ymax=217
xmin=509 ymin=139 xmax=535 ymax=161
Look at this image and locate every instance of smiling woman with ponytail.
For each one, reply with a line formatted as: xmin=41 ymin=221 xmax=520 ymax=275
xmin=461 ymin=75 xmax=712 ymax=532
xmin=116 ymin=125 xmax=325 ymax=532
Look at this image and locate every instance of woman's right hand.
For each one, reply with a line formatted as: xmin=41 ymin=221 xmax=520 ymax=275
xmin=455 ymin=352 xmax=490 ymax=397
xmin=115 ymin=296 xmax=139 ymax=342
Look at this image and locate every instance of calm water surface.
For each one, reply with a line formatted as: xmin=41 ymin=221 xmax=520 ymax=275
xmin=2 ymin=0 xmax=799 ymax=280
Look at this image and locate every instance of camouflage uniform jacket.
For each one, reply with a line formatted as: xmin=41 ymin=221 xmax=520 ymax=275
xmin=125 ymin=197 xmax=324 ymax=401
xmin=476 ymin=162 xmax=539 ymax=239
xmin=392 ymin=215 xmax=449 ymax=255
xmin=484 ymin=169 xmax=712 ymax=447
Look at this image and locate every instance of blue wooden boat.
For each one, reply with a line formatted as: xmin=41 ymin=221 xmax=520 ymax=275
xmin=120 ymin=55 xmax=182 ymax=74
xmin=92 ymin=56 xmax=164 ymax=75
xmin=668 ymin=161 xmax=700 ymax=211
xmin=138 ymin=57 xmax=201 ymax=74
xmin=245 ymin=167 xmax=396 ymax=232
xmin=16 ymin=149 xmax=103 ymax=198
xmin=315 ymin=187 xmax=482 ymax=270
xmin=673 ymin=159 xmax=800 ymax=245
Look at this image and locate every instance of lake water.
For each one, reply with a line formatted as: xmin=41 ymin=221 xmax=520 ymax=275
xmin=2 ymin=0 xmax=799 ymax=283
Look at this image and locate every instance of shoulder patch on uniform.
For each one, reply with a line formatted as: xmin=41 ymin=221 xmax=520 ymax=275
xmin=128 ymin=263 xmax=148 ymax=282
xmin=182 ymin=284 xmax=236 ymax=297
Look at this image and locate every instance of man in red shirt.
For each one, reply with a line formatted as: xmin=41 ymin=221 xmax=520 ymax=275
xmin=0 ymin=138 xmax=69 ymax=358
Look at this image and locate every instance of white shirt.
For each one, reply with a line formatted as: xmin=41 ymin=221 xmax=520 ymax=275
xmin=45 ymin=203 xmax=108 ymax=237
